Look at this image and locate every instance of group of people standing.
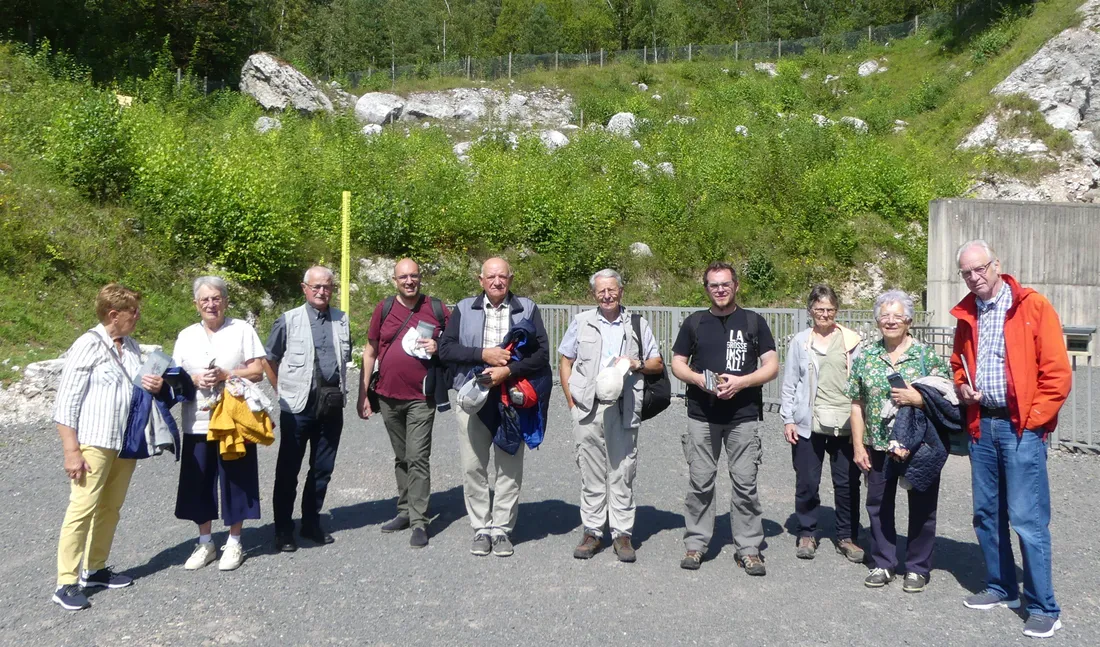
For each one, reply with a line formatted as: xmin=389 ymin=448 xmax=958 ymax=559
xmin=49 ymin=241 xmax=1071 ymax=639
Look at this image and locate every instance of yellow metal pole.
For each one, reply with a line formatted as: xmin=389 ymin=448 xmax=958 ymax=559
xmin=340 ymin=191 xmax=350 ymax=313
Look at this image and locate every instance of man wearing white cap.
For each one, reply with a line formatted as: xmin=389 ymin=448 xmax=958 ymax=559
xmin=558 ymin=269 xmax=663 ymax=563
xmin=438 ymin=257 xmax=552 ymax=557
xmin=357 ymin=258 xmax=449 ymax=549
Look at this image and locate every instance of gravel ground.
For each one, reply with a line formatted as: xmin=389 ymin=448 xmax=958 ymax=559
xmin=2 ymin=372 xmax=1098 ymax=646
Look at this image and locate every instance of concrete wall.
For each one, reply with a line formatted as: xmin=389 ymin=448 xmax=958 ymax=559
xmin=927 ymin=198 xmax=1100 ymax=329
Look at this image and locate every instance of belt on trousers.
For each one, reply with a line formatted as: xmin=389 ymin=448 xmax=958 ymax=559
xmin=980 ymin=405 xmax=1011 ymax=420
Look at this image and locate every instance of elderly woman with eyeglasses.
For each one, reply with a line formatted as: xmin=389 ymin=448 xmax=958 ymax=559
xmin=779 ymin=285 xmax=864 ymax=563
xmin=172 ymin=276 xmax=266 ymax=572
xmin=847 ymin=290 xmax=950 ymax=593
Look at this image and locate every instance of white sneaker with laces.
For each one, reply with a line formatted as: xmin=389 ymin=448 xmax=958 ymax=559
xmin=184 ymin=542 xmax=217 ymax=570
xmin=219 ymin=542 xmax=244 ymax=571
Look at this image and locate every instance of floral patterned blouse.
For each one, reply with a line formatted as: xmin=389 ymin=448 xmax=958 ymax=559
xmin=845 ymin=337 xmax=950 ymax=450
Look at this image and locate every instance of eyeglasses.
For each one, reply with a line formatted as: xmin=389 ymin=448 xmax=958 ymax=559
xmin=878 ymin=314 xmax=910 ymax=323
xmin=198 ymin=297 xmax=223 ymax=306
xmin=958 ymin=260 xmax=994 ymax=279
xmin=811 ymin=307 xmax=837 ymax=315
xmin=304 ymin=283 xmax=334 ymax=293
xmin=394 ymin=273 xmax=421 ymax=281
xmin=706 ymin=282 xmax=734 ymax=292
xmin=595 ymin=289 xmax=620 ymax=298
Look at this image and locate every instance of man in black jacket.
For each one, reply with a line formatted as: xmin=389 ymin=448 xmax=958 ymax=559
xmin=437 ymin=257 xmax=551 ymax=557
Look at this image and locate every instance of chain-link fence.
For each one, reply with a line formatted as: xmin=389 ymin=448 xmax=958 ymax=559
xmin=349 ymin=8 xmax=961 ymax=87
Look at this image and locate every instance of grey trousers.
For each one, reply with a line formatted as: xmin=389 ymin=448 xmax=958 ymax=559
xmin=455 ymin=408 xmax=524 ymax=536
xmin=573 ymin=401 xmax=639 ymax=538
xmin=378 ymin=396 xmax=435 ymax=529
xmin=682 ymin=418 xmax=765 ymax=556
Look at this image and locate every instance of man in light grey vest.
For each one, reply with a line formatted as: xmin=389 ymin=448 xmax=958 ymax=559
xmin=558 ymin=269 xmax=663 ymax=563
xmin=266 ymin=266 xmax=352 ymax=553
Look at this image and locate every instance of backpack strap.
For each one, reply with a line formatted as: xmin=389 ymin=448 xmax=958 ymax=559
xmin=380 ymin=295 xmax=396 ymax=323
xmin=631 ymin=313 xmax=643 ymax=358
xmin=429 ymin=297 xmax=446 ymax=332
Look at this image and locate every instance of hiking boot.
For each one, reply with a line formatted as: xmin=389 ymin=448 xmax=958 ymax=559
xmin=1022 ymin=615 xmax=1062 ymax=638
xmin=491 ymin=534 xmax=514 ymax=557
xmin=612 ymin=536 xmax=636 ymax=563
xmin=864 ymin=567 xmax=895 ymax=588
xmin=470 ymin=533 xmax=491 ymax=556
xmin=573 ymin=531 xmax=602 ymax=560
xmin=737 ymin=553 xmax=766 ymax=576
xmin=184 ymin=542 xmax=217 ymax=570
xmin=964 ymin=589 xmax=1022 ymax=610
xmin=218 ymin=542 xmax=244 ymax=571
xmin=903 ymin=572 xmax=928 ymax=593
xmin=409 ymin=527 xmax=429 ymax=548
xmin=680 ymin=550 xmax=703 ymax=570
xmin=79 ymin=567 xmax=133 ymax=589
xmin=835 ymin=538 xmax=865 ymax=563
xmin=795 ymin=536 xmax=817 ymax=560
xmin=52 ymin=584 xmax=90 ymax=611
xmin=381 ymin=515 xmax=411 ymax=533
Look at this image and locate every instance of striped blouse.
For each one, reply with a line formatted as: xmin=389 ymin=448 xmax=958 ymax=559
xmin=52 ymin=324 xmax=142 ymax=450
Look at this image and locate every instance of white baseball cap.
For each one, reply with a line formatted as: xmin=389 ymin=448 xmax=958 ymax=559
xmin=457 ymin=377 xmax=490 ymax=414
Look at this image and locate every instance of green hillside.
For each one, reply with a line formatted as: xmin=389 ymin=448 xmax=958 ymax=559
xmin=0 ymin=0 xmax=1086 ymax=381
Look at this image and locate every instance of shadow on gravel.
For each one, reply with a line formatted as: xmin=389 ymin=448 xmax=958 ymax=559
xmin=782 ymin=509 xmax=840 ymax=539
xmin=704 ymin=514 xmax=785 ymax=559
xmin=632 ymin=505 xmax=685 ymax=548
xmin=511 ymin=498 xmax=580 ymax=545
xmin=326 ymin=485 xmax=465 ymax=536
xmin=127 ymin=539 xmax=200 ymax=581
xmin=932 ymin=535 xmax=989 ymax=594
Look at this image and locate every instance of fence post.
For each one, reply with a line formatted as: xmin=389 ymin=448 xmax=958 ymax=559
xmin=508 ymin=52 xmax=512 ymax=79
xmin=392 ymin=54 xmax=396 ymax=88
xmin=585 ymin=49 xmax=589 ymax=66
xmin=600 ymin=48 xmax=604 ymax=67
xmin=643 ymin=45 xmax=647 ymax=64
xmin=203 ymin=76 xmax=208 ymax=94
xmin=778 ymin=37 xmax=782 ymax=59
xmin=688 ymin=43 xmax=692 ymax=62
xmin=914 ymin=14 xmax=919 ymax=33
xmin=735 ymin=41 xmax=739 ymax=61
xmin=868 ymin=25 xmax=872 ymax=43
xmin=176 ymin=68 xmax=181 ymax=88
xmin=555 ymin=51 xmax=558 ymax=70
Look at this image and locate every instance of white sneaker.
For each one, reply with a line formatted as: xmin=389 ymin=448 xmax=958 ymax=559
xmin=218 ymin=542 xmax=244 ymax=571
xmin=184 ymin=542 xmax=217 ymax=570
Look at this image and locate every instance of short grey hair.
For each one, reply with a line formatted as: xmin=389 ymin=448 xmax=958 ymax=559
xmin=873 ymin=289 xmax=915 ymax=322
xmin=192 ymin=276 xmax=228 ymax=301
xmin=303 ymin=265 xmax=335 ymax=284
xmin=589 ymin=268 xmax=623 ymax=291
xmin=956 ymin=239 xmax=997 ymax=266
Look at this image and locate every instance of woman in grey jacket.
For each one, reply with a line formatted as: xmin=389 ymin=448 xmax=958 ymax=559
xmin=779 ymin=285 xmax=864 ymax=563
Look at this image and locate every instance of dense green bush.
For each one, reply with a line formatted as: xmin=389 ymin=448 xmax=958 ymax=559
xmin=44 ymin=89 xmax=134 ymax=202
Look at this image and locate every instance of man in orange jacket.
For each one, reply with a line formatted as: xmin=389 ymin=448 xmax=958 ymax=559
xmin=950 ymin=240 xmax=1072 ymax=640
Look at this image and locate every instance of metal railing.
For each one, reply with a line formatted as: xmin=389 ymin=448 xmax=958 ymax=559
xmin=542 ymin=306 xmax=1097 ymax=452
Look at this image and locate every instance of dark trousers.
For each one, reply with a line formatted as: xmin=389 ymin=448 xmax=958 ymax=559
xmin=175 ymin=434 xmax=261 ymax=527
xmin=791 ymin=433 xmax=861 ymax=541
xmin=865 ymin=448 xmax=940 ymax=576
xmin=379 ymin=396 xmax=435 ymax=529
xmin=273 ymin=409 xmax=344 ymax=532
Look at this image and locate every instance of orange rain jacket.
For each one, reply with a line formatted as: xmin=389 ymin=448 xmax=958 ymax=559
xmin=950 ymin=274 xmax=1072 ymax=440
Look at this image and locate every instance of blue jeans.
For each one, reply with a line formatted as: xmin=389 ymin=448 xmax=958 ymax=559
xmin=970 ymin=417 xmax=1059 ymax=617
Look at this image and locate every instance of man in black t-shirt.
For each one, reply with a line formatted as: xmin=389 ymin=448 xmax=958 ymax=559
xmin=670 ymin=261 xmax=779 ymax=575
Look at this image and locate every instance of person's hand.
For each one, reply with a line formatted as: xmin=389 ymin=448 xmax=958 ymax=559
xmin=482 ymin=347 xmax=511 ymax=367
xmin=63 ymin=448 xmax=91 ymax=481
xmin=195 ymin=368 xmax=222 ymax=390
xmin=890 ymin=385 xmax=923 ymax=408
xmin=853 ymin=446 xmax=871 ymax=473
xmin=417 ymin=338 xmax=438 ymax=356
xmin=483 ymin=366 xmax=511 ymax=387
xmin=715 ymin=374 xmax=744 ymax=400
xmin=140 ymin=374 xmax=164 ymax=394
xmin=958 ymin=383 xmax=983 ymax=406
xmin=356 ymin=390 xmax=373 ymax=419
xmin=783 ymin=424 xmax=799 ymax=445
xmin=617 ymin=356 xmax=643 ymax=373
xmin=890 ymin=446 xmax=910 ymax=461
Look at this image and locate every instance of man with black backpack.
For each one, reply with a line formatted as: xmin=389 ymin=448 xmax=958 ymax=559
xmin=558 ymin=269 xmax=665 ymax=563
xmin=357 ymin=258 xmax=449 ymax=549
xmin=671 ymin=261 xmax=779 ymax=574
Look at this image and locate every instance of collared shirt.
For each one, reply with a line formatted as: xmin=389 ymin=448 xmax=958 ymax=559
xmin=482 ymin=296 xmax=511 ymax=348
xmin=53 ymin=324 xmax=143 ymax=450
xmin=975 ymin=281 xmax=1012 ymax=408
xmin=557 ymin=307 xmax=659 ymax=361
xmin=266 ymin=304 xmax=343 ymax=386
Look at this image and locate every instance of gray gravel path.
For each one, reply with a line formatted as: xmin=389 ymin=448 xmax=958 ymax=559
xmin=2 ymin=373 xmax=1098 ymax=646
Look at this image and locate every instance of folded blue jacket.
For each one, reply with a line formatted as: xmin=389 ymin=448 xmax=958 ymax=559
xmin=886 ymin=383 xmax=962 ymax=492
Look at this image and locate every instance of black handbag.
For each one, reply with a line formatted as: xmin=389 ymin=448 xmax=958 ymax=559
xmin=313 ymin=384 xmax=346 ymax=419
xmin=631 ymin=314 xmax=672 ymax=421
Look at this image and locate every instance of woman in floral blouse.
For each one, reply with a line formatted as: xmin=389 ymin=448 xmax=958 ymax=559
xmin=848 ymin=290 xmax=949 ymax=593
